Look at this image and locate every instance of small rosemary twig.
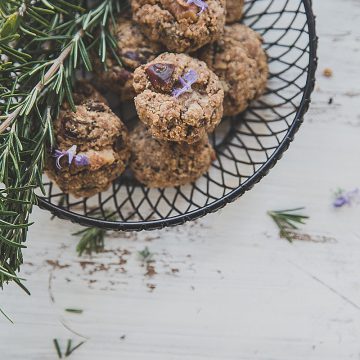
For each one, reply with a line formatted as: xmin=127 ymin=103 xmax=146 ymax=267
xmin=267 ymin=207 xmax=309 ymax=242
xmin=138 ymin=247 xmax=154 ymax=263
xmin=73 ymin=212 xmax=117 ymax=256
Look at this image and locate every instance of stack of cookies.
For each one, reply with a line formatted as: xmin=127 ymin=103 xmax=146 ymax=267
xmin=46 ymin=0 xmax=268 ymax=198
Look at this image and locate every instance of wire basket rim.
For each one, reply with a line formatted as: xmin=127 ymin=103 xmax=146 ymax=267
xmin=37 ymin=0 xmax=318 ymax=231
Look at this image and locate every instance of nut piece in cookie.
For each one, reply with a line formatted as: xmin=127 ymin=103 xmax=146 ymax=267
xmin=46 ymin=101 xmax=130 ymax=198
xmin=131 ymin=0 xmax=226 ymax=53
xmin=226 ymin=0 xmax=244 ymax=24
xmin=92 ymin=14 xmax=163 ymax=102
xmin=129 ymin=125 xmax=216 ymax=187
xmin=133 ymin=53 xmax=224 ymax=144
xmin=197 ymin=24 xmax=268 ymax=116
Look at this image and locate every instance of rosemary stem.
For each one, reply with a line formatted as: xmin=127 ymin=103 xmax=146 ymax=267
xmin=0 ymin=30 xmax=84 ymax=134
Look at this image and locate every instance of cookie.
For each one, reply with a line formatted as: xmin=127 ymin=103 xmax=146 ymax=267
xmin=129 ymin=125 xmax=215 ymax=187
xmin=92 ymin=15 xmax=163 ymax=102
xmin=226 ymin=0 xmax=244 ymax=24
xmin=197 ymin=23 xmax=268 ymax=116
xmin=61 ymin=80 xmax=108 ymax=110
xmin=133 ymin=52 xmax=224 ymax=143
xmin=46 ymin=101 xmax=130 ymax=198
xmin=131 ymin=0 xmax=226 ymax=53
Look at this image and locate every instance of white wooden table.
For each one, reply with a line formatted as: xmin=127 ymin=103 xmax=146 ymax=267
xmin=2 ymin=0 xmax=360 ymax=358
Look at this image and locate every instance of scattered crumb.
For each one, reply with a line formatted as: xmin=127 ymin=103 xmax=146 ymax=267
xmin=120 ymin=335 xmax=126 ymax=340
xmin=171 ymin=268 xmax=179 ymax=274
xmin=147 ymin=283 xmax=156 ymax=291
xmin=282 ymin=231 xmax=337 ymax=244
xmin=46 ymin=260 xmax=70 ymax=269
xmin=323 ymin=68 xmax=333 ymax=77
xmin=79 ymin=260 xmax=95 ymax=270
xmin=145 ymin=264 xmax=157 ymax=277
xmin=328 ymin=97 xmax=333 ymax=105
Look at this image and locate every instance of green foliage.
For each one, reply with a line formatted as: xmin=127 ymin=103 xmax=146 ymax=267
xmin=267 ymin=207 xmax=309 ymax=242
xmin=0 ymin=0 xmax=124 ymax=292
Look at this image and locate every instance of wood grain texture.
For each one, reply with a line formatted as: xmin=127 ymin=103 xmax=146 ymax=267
xmin=1 ymin=0 xmax=360 ymax=359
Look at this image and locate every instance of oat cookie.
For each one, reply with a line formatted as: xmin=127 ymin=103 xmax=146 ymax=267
xmin=226 ymin=0 xmax=244 ymax=24
xmin=197 ymin=23 xmax=268 ymax=116
xmin=133 ymin=52 xmax=224 ymax=143
xmin=46 ymin=101 xmax=130 ymax=198
xmin=93 ymin=15 xmax=163 ymax=102
xmin=131 ymin=0 xmax=226 ymax=53
xmin=129 ymin=125 xmax=215 ymax=187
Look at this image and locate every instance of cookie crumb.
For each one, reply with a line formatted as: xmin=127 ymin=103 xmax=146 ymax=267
xmin=323 ymin=68 xmax=333 ymax=77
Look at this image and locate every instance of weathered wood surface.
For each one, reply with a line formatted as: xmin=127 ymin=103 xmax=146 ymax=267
xmin=1 ymin=0 xmax=360 ymax=358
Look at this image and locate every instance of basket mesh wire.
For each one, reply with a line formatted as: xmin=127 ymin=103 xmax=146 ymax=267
xmin=38 ymin=0 xmax=317 ymax=230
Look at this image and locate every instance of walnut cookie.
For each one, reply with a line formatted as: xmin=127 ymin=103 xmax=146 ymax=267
xmin=129 ymin=125 xmax=216 ymax=187
xmin=197 ymin=23 xmax=268 ymax=116
xmin=131 ymin=0 xmax=225 ymax=53
xmin=92 ymin=14 xmax=163 ymax=102
xmin=133 ymin=52 xmax=224 ymax=144
xmin=46 ymin=94 xmax=130 ymax=198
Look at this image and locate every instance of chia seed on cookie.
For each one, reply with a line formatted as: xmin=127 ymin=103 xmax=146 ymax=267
xmin=92 ymin=15 xmax=163 ymax=102
xmin=129 ymin=125 xmax=216 ymax=187
xmin=131 ymin=0 xmax=226 ymax=53
xmin=46 ymin=101 xmax=130 ymax=198
xmin=133 ymin=52 xmax=224 ymax=144
xmin=197 ymin=23 xmax=268 ymax=116
xmin=226 ymin=0 xmax=244 ymax=24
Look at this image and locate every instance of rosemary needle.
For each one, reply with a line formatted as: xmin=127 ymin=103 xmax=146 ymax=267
xmin=65 ymin=308 xmax=83 ymax=314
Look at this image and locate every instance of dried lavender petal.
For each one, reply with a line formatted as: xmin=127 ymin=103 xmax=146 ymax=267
xmin=187 ymin=0 xmax=208 ymax=14
xmin=172 ymin=69 xmax=199 ymax=98
xmin=67 ymin=145 xmax=77 ymax=165
xmin=145 ymin=63 xmax=175 ymax=92
xmin=75 ymin=154 xmax=90 ymax=166
xmin=333 ymin=188 xmax=360 ymax=208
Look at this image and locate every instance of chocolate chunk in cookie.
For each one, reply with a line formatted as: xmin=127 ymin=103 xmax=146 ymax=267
xmin=129 ymin=125 xmax=215 ymax=187
xmin=131 ymin=0 xmax=226 ymax=53
xmin=197 ymin=24 xmax=268 ymax=116
xmin=133 ymin=53 xmax=224 ymax=144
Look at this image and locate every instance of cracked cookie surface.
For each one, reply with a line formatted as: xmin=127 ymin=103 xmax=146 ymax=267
xmin=197 ymin=23 xmax=268 ymax=116
xmin=131 ymin=0 xmax=225 ymax=53
xmin=129 ymin=125 xmax=215 ymax=187
xmin=133 ymin=52 xmax=224 ymax=144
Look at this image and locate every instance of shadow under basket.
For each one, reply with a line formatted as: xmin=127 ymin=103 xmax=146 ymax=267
xmin=38 ymin=0 xmax=318 ymax=231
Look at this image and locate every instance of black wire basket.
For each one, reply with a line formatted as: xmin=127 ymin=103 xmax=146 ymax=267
xmin=38 ymin=0 xmax=318 ymax=230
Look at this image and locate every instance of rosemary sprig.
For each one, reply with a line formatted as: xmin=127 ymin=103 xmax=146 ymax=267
xmin=0 ymin=0 xmax=123 ymax=291
xmin=267 ymin=207 xmax=309 ymax=242
xmin=73 ymin=212 xmax=116 ymax=256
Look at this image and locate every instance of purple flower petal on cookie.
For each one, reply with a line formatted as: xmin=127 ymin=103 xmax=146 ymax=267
xmin=54 ymin=145 xmax=90 ymax=169
xmin=67 ymin=145 xmax=77 ymax=165
xmin=187 ymin=0 xmax=208 ymax=14
xmin=172 ymin=69 xmax=198 ymax=98
xmin=75 ymin=154 xmax=90 ymax=166
xmin=54 ymin=145 xmax=77 ymax=169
